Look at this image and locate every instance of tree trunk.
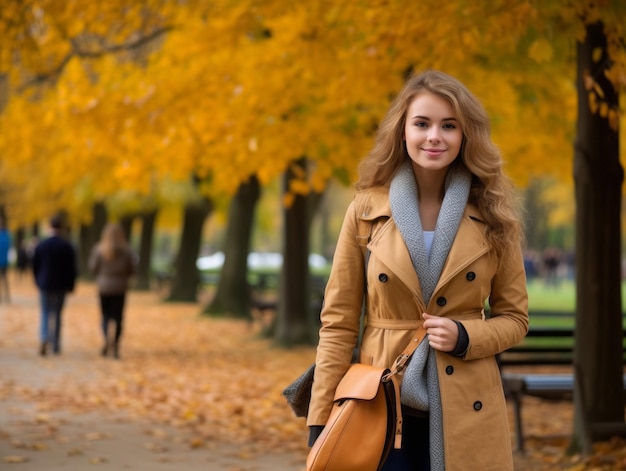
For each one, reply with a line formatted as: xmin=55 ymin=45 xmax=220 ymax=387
xmin=119 ymin=215 xmax=134 ymax=242
xmin=135 ymin=210 xmax=157 ymax=291
xmin=571 ymin=21 xmax=624 ymax=454
xmin=0 ymin=74 xmax=7 ymax=113
xmin=14 ymin=227 xmax=24 ymax=248
xmin=78 ymin=202 xmax=107 ymax=279
xmin=523 ymin=178 xmax=553 ymax=251
xmin=167 ymin=196 xmax=212 ymax=302
xmin=316 ymin=192 xmax=333 ymax=261
xmin=307 ymin=190 xmax=324 ymax=228
xmin=204 ymin=176 xmax=261 ymax=317
xmin=275 ymin=159 xmax=316 ymax=346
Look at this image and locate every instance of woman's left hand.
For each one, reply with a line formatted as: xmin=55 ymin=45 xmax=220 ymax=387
xmin=422 ymin=313 xmax=459 ymax=352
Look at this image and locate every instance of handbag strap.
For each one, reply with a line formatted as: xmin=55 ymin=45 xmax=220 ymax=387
xmin=357 ymin=212 xmax=429 ymax=448
xmin=385 ymin=325 xmax=428 ymax=379
xmin=383 ymin=325 xmax=428 ymax=449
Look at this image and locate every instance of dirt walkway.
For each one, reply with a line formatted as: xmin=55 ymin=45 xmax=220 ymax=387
xmin=0 ymin=273 xmax=307 ymax=470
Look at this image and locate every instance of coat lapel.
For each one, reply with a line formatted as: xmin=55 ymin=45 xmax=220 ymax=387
xmin=357 ymin=191 xmax=489 ymax=311
xmin=436 ymin=207 xmax=490 ymax=289
xmin=356 ymin=189 xmax=423 ymax=299
xmin=369 ymin=220 xmax=422 ymax=295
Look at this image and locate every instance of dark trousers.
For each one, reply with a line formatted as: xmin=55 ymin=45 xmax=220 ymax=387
xmin=381 ymin=412 xmax=430 ymax=470
xmin=99 ymin=293 xmax=126 ymax=346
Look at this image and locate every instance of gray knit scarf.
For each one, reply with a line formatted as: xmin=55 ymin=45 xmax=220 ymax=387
xmin=389 ymin=161 xmax=471 ymax=471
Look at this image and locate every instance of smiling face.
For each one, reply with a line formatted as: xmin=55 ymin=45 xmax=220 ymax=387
xmin=404 ymin=91 xmax=463 ymax=175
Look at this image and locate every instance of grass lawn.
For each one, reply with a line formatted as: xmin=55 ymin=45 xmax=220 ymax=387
xmin=525 ymin=277 xmax=626 ymax=328
xmin=527 ymin=278 xmax=577 ymax=311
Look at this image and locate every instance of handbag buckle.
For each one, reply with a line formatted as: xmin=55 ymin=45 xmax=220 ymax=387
xmin=392 ymin=353 xmax=410 ymax=373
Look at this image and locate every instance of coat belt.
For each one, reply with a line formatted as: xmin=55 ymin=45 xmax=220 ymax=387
xmin=366 ymin=318 xmax=423 ymax=330
xmin=367 ymin=310 xmax=484 ymax=330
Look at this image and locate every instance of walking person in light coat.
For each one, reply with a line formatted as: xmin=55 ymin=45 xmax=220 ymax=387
xmin=89 ymin=223 xmax=137 ymax=359
xmin=307 ymin=70 xmax=529 ymax=470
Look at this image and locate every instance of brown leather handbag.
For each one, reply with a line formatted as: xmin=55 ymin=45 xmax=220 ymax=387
xmin=306 ymin=327 xmax=427 ymax=471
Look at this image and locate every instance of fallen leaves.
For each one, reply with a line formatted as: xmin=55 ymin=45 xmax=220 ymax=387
xmin=1 ymin=280 xmax=624 ymax=470
xmin=1 ymin=281 xmax=314 ymax=464
xmin=580 ymin=437 xmax=626 ymax=470
xmin=143 ymin=441 xmax=168 ymax=453
xmin=3 ymin=455 xmax=28 ymax=463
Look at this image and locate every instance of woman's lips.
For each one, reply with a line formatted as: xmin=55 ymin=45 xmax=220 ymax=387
xmin=422 ymin=148 xmax=446 ymax=156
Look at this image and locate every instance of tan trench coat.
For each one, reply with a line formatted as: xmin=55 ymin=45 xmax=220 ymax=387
xmin=308 ymin=187 xmax=529 ymax=470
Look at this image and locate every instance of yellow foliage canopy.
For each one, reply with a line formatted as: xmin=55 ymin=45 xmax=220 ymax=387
xmin=0 ymin=0 xmax=624 ymax=226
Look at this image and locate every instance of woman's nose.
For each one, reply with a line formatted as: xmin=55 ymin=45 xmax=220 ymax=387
xmin=427 ymin=129 xmax=441 ymax=142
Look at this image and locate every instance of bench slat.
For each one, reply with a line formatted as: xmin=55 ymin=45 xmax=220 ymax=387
xmin=499 ymin=324 xmax=626 ymax=452
xmin=507 ymin=347 xmax=574 ymax=353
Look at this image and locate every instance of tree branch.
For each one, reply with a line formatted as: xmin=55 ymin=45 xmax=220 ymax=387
xmin=72 ymin=25 xmax=174 ymax=58
xmin=17 ymin=25 xmax=174 ymax=92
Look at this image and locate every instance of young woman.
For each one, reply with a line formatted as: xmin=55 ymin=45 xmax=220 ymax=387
xmin=89 ymin=223 xmax=137 ymax=359
xmin=307 ymin=70 xmax=528 ymax=470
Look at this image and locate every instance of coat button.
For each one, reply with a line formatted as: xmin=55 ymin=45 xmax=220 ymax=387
xmin=445 ymin=365 xmax=454 ymax=375
xmin=466 ymin=271 xmax=476 ymax=281
xmin=436 ymin=296 xmax=447 ymax=306
xmin=378 ymin=273 xmax=388 ymax=282
xmin=473 ymin=401 xmax=483 ymax=411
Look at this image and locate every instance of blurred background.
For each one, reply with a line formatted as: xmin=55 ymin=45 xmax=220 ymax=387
xmin=0 ymin=0 xmax=624 ymax=345
xmin=1 ymin=2 xmax=626 ymax=468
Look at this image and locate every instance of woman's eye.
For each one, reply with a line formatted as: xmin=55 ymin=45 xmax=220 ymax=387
xmin=415 ymin=121 xmax=428 ymax=127
xmin=443 ymin=123 xmax=457 ymax=130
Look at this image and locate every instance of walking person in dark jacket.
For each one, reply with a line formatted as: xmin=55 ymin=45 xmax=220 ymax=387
xmin=89 ymin=223 xmax=137 ymax=359
xmin=32 ymin=215 xmax=78 ymax=356
xmin=0 ymin=218 xmax=11 ymax=303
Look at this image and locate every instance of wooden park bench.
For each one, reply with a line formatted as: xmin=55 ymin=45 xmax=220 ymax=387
xmin=248 ymin=272 xmax=327 ymax=319
xmin=248 ymin=271 xmax=279 ymax=306
xmin=153 ymin=268 xmax=174 ymax=291
xmin=498 ymin=311 xmax=626 ymax=453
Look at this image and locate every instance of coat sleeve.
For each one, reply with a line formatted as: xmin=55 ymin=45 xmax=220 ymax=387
xmin=306 ymin=199 xmax=366 ymax=426
xmin=461 ymin=244 xmax=529 ymax=360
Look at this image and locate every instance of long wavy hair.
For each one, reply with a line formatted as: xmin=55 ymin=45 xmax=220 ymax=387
xmin=98 ymin=223 xmax=130 ymax=261
xmin=356 ymin=70 xmax=523 ymax=257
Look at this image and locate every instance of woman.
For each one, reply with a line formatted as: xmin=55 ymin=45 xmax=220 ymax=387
xmin=307 ymin=71 xmax=528 ymax=470
xmin=89 ymin=223 xmax=137 ymax=359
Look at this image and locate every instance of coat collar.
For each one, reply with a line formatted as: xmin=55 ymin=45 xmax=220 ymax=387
xmin=357 ymin=188 xmax=490 ymax=304
xmin=355 ymin=187 xmax=391 ymax=222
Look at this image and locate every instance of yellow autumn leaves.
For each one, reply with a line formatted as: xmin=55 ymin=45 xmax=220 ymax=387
xmin=0 ymin=0 xmax=624 ymax=227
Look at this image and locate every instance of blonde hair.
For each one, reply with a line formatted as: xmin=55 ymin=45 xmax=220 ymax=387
xmin=356 ymin=70 xmax=523 ymax=257
xmin=98 ymin=223 xmax=129 ymax=261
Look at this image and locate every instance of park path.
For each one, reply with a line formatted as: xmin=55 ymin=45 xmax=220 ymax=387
xmin=2 ymin=271 xmax=610 ymax=471
xmin=0 ymin=272 xmax=308 ymax=470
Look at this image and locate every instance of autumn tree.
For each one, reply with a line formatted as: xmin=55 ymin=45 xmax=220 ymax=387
xmin=204 ymin=176 xmax=261 ymax=317
xmin=572 ymin=18 xmax=624 ymax=453
xmin=1 ymin=1 xmax=569 ymax=299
